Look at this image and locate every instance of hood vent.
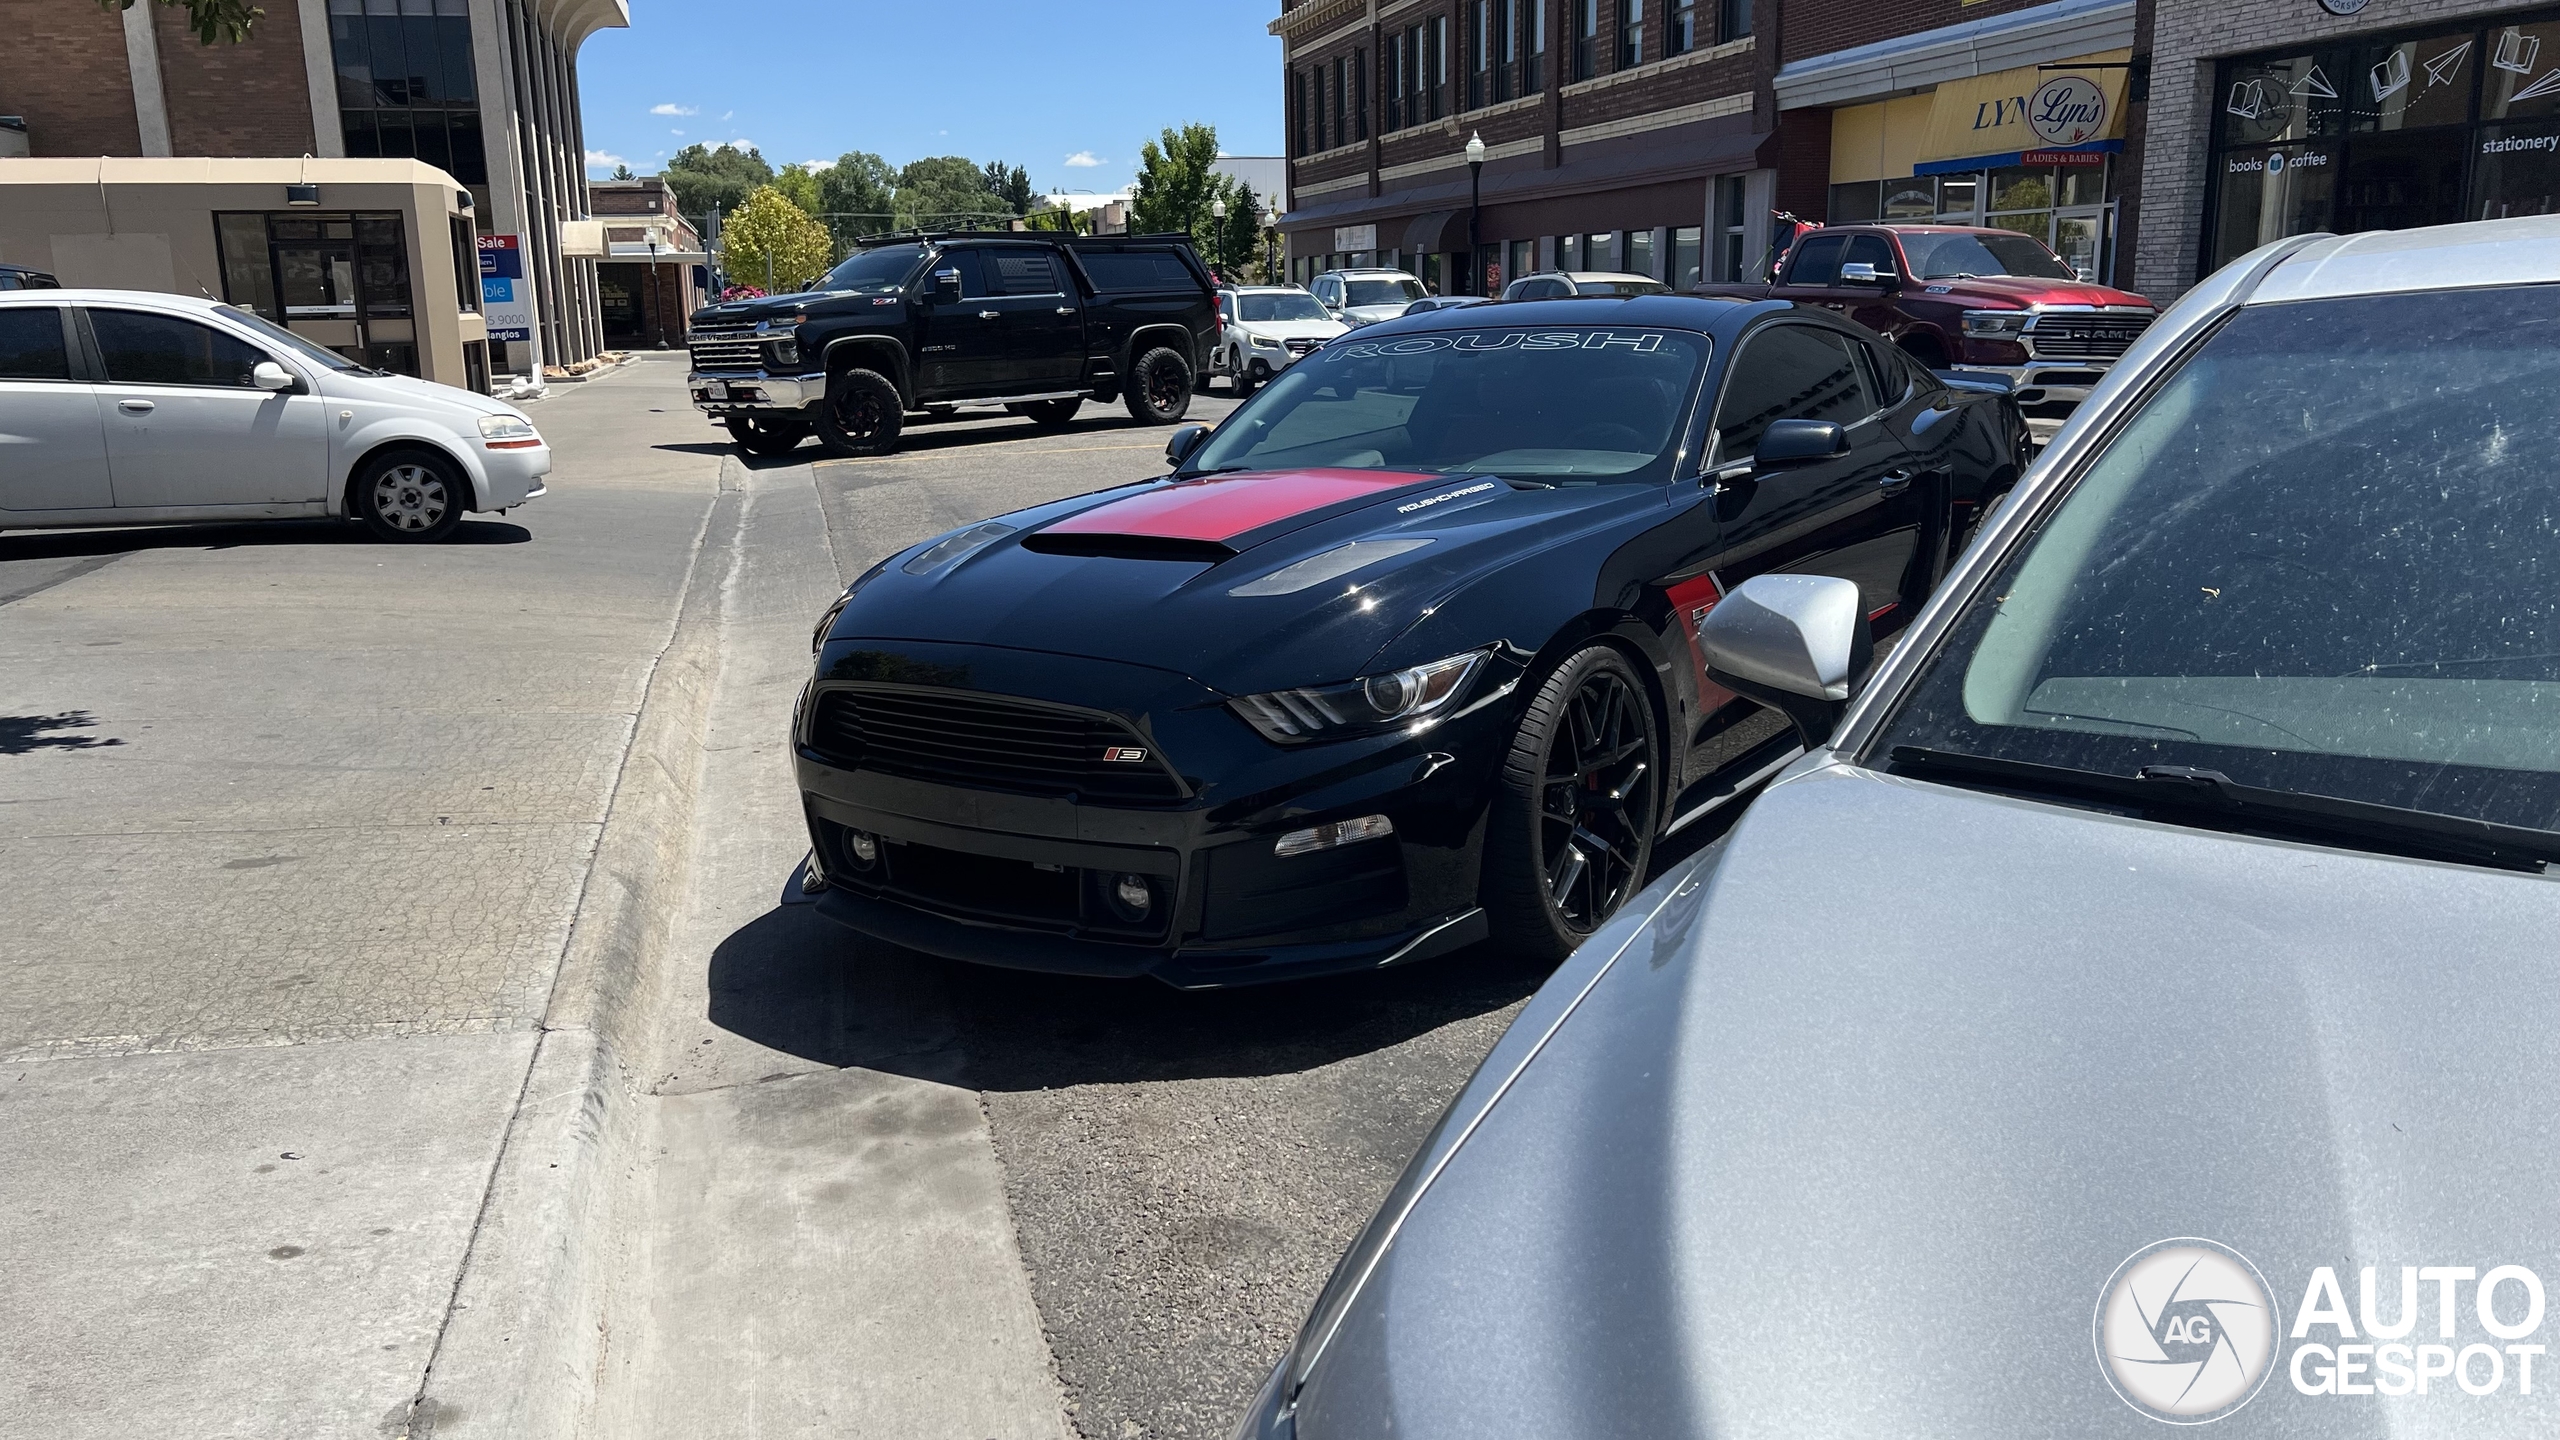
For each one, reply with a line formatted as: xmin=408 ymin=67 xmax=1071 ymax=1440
xmin=1020 ymin=532 xmax=1237 ymax=563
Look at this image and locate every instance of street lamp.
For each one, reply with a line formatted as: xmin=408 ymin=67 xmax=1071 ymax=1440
xmin=1211 ymin=196 xmax=1227 ymax=283
xmin=1263 ymin=205 xmax=1279 ymax=283
xmin=646 ymin=231 xmax=668 ymax=350
xmin=1464 ymin=131 xmax=1487 ymax=295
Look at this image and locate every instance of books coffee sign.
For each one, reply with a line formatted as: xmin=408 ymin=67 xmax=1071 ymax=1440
xmin=478 ymin=234 xmax=533 ymax=344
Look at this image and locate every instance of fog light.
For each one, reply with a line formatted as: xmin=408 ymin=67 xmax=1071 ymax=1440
xmin=847 ymin=830 xmax=879 ymax=864
xmin=1274 ymin=814 xmax=1395 ymax=858
xmin=1113 ymin=873 xmax=1153 ymax=915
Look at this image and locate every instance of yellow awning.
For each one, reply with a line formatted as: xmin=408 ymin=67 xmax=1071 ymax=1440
xmin=1916 ymin=50 xmax=2131 ymax=168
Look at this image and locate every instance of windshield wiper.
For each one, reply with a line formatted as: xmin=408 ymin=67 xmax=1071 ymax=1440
xmin=1887 ymin=745 xmax=2560 ymax=874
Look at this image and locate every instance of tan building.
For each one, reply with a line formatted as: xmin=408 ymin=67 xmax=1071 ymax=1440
xmin=0 ymin=157 xmax=490 ymax=390
xmin=0 ymin=0 xmax=624 ymax=377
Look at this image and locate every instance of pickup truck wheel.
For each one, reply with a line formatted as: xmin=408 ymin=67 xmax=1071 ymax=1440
xmin=1123 ymin=346 xmax=1194 ymax=424
xmin=815 ymin=369 xmax=903 ymax=457
xmin=725 ymin=414 xmax=808 ymax=457
xmin=1006 ymin=398 xmax=1082 ymax=428
xmin=352 ymin=448 xmax=468 ymax=544
xmin=1481 ymin=645 xmax=1661 ymax=963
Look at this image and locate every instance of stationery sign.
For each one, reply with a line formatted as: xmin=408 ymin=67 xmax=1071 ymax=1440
xmin=478 ymin=233 xmax=533 ymax=343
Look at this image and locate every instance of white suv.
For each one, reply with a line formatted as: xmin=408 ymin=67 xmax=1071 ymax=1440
xmin=0 ymin=289 xmax=547 ymax=542
xmin=1211 ymin=286 xmax=1349 ymax=391
xmin=1307 ymin=268 xmax=1429 ymax=327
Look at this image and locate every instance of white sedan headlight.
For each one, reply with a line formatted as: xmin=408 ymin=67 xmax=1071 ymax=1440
xmin=478 ymin=414 xmax=541 ymax=446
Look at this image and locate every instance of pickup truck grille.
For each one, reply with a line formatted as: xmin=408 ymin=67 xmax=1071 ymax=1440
xmin=2027 ymin=314 xmax=2151 ymax=361
xmin=688 ymin=325 xmax=765 ymax=372
xmin=806 ymin=685 xmax=1187 ymax=805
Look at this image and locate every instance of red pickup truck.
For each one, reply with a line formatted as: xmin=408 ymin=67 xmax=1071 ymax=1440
xmin=1694 ymin=224 xmax=2154 ymax=437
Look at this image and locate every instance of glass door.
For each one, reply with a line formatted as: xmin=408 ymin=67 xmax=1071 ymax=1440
xmin=2053 ymin=209 xmax=2108 ymax=282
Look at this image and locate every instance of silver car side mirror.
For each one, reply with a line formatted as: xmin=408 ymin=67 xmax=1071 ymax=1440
xmin=1698 ymin=574 xmax=1874 ymax=750
xmin=251 ymin=360 xmax=298 ymax=392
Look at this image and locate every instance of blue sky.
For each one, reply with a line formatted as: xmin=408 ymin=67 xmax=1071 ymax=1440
xmin=578 ymin=1 xmax=1283 ymax=196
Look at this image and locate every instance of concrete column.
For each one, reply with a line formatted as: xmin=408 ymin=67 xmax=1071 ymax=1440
xmin=472 ymin=0 xmax=538 ymax=376
xmin=121 ymin=2 xmax=173 ymax=157
xmin=296 ymin=0 xmax=346 ymax=156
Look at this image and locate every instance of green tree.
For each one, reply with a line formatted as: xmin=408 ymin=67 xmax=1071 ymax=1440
xmin=662 ymin=143 xmax=774 ymax=223
xmin=1129 ymin=123 xmax=1249 ymax=262
xmin=95 ymin=0 xmax=259 ymax=44
xmin=1022 ymin=199 xmax=1092 ymax=235
xmin=610 ymin=162 xmax=634 ymax=181
xmin=773 ymin=162 xmax=823 ymax=216
xmin=1205 ymin=179 xmax=1263 ymax=278
xmin=980 ymin=160 xmax=1037 ymax=217
xmin=719 ymin=185 xmax=834 ymax=293
xmin=894 ymin=155 xmax=1007 ymax=230
xmin=817 ymin=151 xmax=898 ymax=245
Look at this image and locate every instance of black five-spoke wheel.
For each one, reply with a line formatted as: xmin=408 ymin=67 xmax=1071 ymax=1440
xmin=1484 ymin=644 xmax=1661 ymax=961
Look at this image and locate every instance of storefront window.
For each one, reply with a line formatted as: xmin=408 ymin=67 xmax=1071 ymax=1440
xmin=213 ymin=211 xmax=420 ymax=375
xmin=1626 ymin=229 xmax=1655 ymax=277
xmin=1828 ymin=181 xmax=1880 ymax=222
xmin=1926 ymin=175 xmax=1972 ymax=222
xmin=1884 ymin=179 xmax=1937 ymax=220
xmin=1673 ymin=225 xmax=1702 ymax=289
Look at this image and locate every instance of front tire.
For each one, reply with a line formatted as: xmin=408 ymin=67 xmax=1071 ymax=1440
xmin=1123 ymin=345 xmax=1194 ymax=424
xmin=352 ymin=449 xmax=467 ymax=543
xmin=1481 ymin=645 xmax=1662 ymax=963
xmin=814 ymin=369 xmax=903 ymax=457
xmin=726 ymin=413 xmax=808 ymax=456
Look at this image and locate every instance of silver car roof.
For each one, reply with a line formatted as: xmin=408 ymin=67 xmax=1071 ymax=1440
xmin=2249 ymin=213 xmax=2560 ymax=304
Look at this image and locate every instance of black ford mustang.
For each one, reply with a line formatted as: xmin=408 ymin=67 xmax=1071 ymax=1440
xmin=797 ymin=295 xmax=2028 ymax=986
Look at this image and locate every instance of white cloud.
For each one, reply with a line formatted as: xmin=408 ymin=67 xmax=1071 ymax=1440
xmin=721 ymin=110 xmax=735 ymax=120
xmin=584 ymin=148 xmax=626 ymax=169
xmin=650 ymin=103 xmax=698 ymax=116
xmin=712 ymin=138 xmax=759 ymax=154
xmin=1063 ymin=150 xmax=1103 ymax=168
xmin=801 ymin=158 xmax=836 ymax=172
xmin=669 ymin=128 xmax=685 ymax=136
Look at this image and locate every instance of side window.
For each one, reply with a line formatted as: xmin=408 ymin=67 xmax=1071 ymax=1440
xmin=1217 ymin=294 xmax=1235 ymax=324
xmin=89 ymin=310 xmax=269 ymax=388
xmin=1080 ymin=250 xmax=1200 ymax=292
xmin=0 ymin=274 xmax=21 ymax=291
xmin=1859 ymin=339 xmax=1909 ymax=405
xmin=989 ymin=250 xmax=1063 ymax=296
xmin=935 ymin=249 xmax=992 ymax=299
xmin=1713 ymin=325 xmax=1871 ymax=458
xmin=1784 ymin=233 xmax=1847 ymax=287
xmin=1843 ymin=233 xmax=1896 ymax=276
xmin=0 ymin=307 xmax=72 ymax=380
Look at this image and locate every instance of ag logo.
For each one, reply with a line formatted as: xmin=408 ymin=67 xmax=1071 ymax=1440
xmin=2029 ymin=75 xmax=2110 ymax=146
xmin=2096 ymin=1238 xmax=2281 ymax=1423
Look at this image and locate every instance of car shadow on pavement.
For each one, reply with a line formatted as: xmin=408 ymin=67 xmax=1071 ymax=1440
xmin=705 ymin=903 xmax=1551 ymax=1092
xmin=655 ymin=408 xmax=1232 ymax=468
xmin=0 ymin=518 xmax=529 ymax=560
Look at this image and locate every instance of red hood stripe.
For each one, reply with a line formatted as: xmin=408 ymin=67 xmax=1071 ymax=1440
xmin=1044 ymin=469 xmax=1438 ymax=543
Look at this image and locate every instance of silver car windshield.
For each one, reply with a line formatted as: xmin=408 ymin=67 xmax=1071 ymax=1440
xmin=1188 ymin=327 xmax=1706 ymax=483
xmin=1239 ymin=292 xmax=1329 ymax=322
xmin=1344 ymin=277 xmax=1425 ymax=306
xmin=1873 ymin=284 xmax=2560 ymax=830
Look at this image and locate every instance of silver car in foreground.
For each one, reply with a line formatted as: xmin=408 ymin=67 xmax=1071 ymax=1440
xmin=1236 ymin=216 xmax=2560 ymax=1439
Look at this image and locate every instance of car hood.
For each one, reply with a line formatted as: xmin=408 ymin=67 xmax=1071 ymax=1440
xmin=1294 ymin=759 xmax=2560 ymax=1439
xmin=824 ymin=468 xmax=1662 ymax=695
xmin=326 ymin=367 xmax=524 ymax=421
xmin=1236 ymin=318 xmax=1349 ymax=340
xmin=1912 ymin=274 xmax=2152 ymax=310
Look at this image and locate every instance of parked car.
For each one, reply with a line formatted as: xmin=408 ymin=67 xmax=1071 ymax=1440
xmin=688 ymin=231 xmax=1219 ymax=458
xmin=0 ymin=289 xmax=545 ymax=542
xmin=1401 ymin=296 xmax=1487 ymax=316
xmin=1694 ymin=223 xmax=2154 ymax=439
xmin=1307 ymin=268 xmax=1428 ymax=327
xmin=1498 ymin=271 xmax=1671 ymax=300
xmin=1232 ymin=216 xmax=2560 ymax=1439
xmin=794 ymin=293 xmax=2027 ymax=987
xmin=1210 ymin=285 xmax=1348 ymax=392
xmin=0 ymin=262 xmax=61 ymax=290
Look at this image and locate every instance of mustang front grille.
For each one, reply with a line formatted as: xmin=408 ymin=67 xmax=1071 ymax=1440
xmin=807 ymin=686 xmax=1185 ymax=804
xmin=688 ymin=326 xmax=765 ymax=371
xmin=2027 ymin=315 xmax=2150 ymax=361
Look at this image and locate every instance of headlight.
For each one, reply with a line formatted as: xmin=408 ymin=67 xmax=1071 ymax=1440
xmin=1252 ymin=334 xmax=1287 ymax=350
xmin=1232 ymin=649 xmax=1486 ymax=742
xmin=1961 ymin=309 xmax=2031 ymax=339
xmin=754 ymin=314 xmax=806 ymax=335
xmin=478 ymin=413 xmax=539 ymax=442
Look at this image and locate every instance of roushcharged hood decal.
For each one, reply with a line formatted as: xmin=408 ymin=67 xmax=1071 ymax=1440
xmin=1040 ymin=468 xmax=1442 ymax=545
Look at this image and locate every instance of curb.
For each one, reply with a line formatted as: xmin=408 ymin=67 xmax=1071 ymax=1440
xmin=398 ymin=460 xmax=748 ymax=1439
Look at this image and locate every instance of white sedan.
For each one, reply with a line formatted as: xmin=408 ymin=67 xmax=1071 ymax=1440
xmin=0 ymin=289 xmax=547 ymax=542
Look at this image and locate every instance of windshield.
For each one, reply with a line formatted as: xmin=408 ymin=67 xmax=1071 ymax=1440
xmin=1899 ymin=231 xmax=2078 ymax=281
xmin=1189 ymin=326 xmax=1706 ymax=482
xmin=216 ymin=304 xmax=364 ymax=371
xmin=1239 ymin=292 xmax=1330 ymax=322
xmin=1344 ymin=277 xmax=1426 ymax=307
xmin=818 ymin=243 xmax=928 ymax=294
xmin=1872 ymin=284 xmax=2560 ymax=833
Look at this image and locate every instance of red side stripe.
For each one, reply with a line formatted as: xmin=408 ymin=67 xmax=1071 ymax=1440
xmin=1044 ymin=468 xmax=1436 ymax=543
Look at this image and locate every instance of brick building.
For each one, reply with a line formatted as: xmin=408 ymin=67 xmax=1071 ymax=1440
xmin=1274 ymin=0 xmax=1777 ymax=295
xmin=0 ymin=0 xmax=623 ymax=374
xmin=590 ymin=175 xmax=707 ymax=348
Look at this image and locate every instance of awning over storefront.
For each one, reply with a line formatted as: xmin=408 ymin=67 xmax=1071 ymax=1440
xmin=1912 ymin=51 xmax=2131 ymax=174
xmin=1403 ymin=209 xmax=1464 ymax=253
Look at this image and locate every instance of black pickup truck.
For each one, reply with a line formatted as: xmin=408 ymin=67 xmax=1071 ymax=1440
xmin=687 ymin=231 xmax=1218 ymax=457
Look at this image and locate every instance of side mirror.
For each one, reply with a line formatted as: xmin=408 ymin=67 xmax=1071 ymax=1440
xmin=931 ymin=268 xmax=963 ymax=305
xmin=1839 ymin=262 xmax=1900 ymax=288
xmin=251 ymin=360 xmax=298 ymax=392
xmin=1698 ymin=574 xmax=1874 ymax=750
xmin=1165 ymin=422 xmax=1209 ymax=468
xmin=1753 ymin=418 xmax=1848 ymax=468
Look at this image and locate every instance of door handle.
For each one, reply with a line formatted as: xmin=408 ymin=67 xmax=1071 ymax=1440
xmin=1878 ymin=468 xmax=1916 ymax=494
xmin=118 ymin=398 xmax=155 ymax=413
xmin=1056 ymin=306 xmax=1076 ymax=316
xmin=977 ymin=310 xmax=1001 ymax=320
